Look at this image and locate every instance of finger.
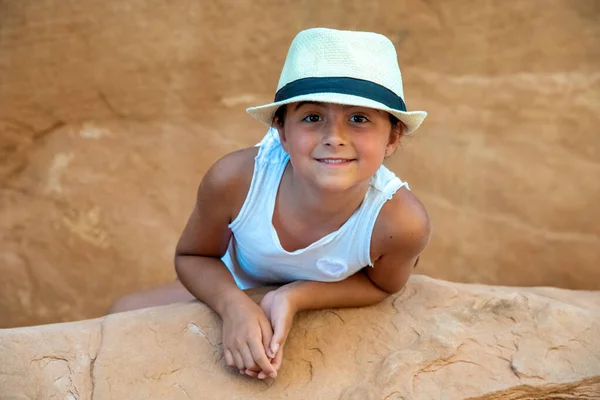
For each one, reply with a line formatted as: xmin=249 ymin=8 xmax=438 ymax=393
xmin=270 ymin=319 xmax=287 ymax=357
xmin=249 ymin=339 xmax=276 ymax=378
xmin=224 ymin=349 xmax=235 ymax=368
xmin=244 ymin=369 xmax=259 ymax=378
xmin=239 ymin=345 xmax=259 ymax=372
xmin=260 ymin=318 xmax=275 ymax=358
xmin=258 ymin=351 xmax=280 ymax=380
xmin=233 ymin=350 xmax=245 ymax=371
xmin=271 ymin=345 xmax=284 ymax=372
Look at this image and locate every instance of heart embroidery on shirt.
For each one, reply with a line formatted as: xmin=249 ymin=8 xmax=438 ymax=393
xmin=316 ymin=257 xmax=348 ymax=278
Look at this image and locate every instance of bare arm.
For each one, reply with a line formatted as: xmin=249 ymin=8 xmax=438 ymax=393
xmin=174 ymin=149 xmax=253 ymax=316
xmin=280 ymin=270 xmax=388 ymax=310
xmin=175 ymin=147 xmax=277 ymax=378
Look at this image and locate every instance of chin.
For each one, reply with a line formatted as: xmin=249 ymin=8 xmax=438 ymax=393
xmin=316 ymin=184 xmax=351 ymax=193
xmin=313 ymin=178 xmax=365 ymax=193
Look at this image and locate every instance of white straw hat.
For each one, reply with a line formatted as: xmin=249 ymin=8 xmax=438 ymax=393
xmin=246 ymin=28 xmax=427 ymax=134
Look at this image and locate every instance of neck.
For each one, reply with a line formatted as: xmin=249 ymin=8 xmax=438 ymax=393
xmin=284 ymin=165 xmax=370 ymax=224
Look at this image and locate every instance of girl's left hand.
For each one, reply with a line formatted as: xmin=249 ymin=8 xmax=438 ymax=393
xmin=244 ymin=284 xmax=299 ymax=379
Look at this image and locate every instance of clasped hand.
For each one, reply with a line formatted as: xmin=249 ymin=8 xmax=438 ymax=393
xmin=221 ymin=285 xmax=297 ymax=379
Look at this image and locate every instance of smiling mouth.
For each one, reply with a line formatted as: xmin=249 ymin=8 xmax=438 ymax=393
xmin=315 ymin=158 xmax=355 ymax=164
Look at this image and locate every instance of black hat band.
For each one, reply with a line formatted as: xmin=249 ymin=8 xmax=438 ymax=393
xmin=274 ymin=77 xmax=407 ymax=112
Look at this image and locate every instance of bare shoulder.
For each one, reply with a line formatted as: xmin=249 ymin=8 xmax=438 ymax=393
xmin=371 ymin=186 xmax=431 ymax=261
xmin=198 ymin=146 xmax=258 ymax=219
xmin=176 ymin=146 xmax=258 ymax=258
xmin=203 ymin=146 xmax=257 ymax=188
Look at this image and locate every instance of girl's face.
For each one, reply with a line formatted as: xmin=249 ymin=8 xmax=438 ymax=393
xmin=276 ymin=102 xmax=401 ymax=193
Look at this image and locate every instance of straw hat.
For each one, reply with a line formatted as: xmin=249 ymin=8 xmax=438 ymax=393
xmin=246 ymin=28 xmax=427 ymax=134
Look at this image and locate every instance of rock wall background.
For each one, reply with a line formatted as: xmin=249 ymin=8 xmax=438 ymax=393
xmin=1 ymin=0 xmax=599 ymax=327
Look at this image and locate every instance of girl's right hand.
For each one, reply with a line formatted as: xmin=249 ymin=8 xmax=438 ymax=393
xmin=221 ymin=297 xmax=278 ymax=379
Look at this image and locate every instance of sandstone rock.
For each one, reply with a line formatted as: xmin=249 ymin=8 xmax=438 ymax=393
xmin=1 ymin=0 xmax=600 ymax=327
xmin=1 ymin=275 xmax=599 ymax=399
xmin=468 ymin=377 xmax=600 ymax=400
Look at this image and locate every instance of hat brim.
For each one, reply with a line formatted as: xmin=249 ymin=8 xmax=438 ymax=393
xmin=246 ymin=93 xmax=427 ymax=134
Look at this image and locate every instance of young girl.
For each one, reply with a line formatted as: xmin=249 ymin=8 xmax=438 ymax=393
xmin=111 ymin=27 xmax=430 ymax=380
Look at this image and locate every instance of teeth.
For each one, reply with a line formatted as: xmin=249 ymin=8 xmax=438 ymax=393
xmin=320 ymin=159 xmax=350 ymax=163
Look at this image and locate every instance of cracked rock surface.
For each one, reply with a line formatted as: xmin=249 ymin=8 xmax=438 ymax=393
xmin=1 ymin=275 xmax=599 ymax=399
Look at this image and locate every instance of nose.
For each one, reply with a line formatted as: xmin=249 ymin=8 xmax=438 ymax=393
xmin=322 ymin=118 xmax=346 ymax=147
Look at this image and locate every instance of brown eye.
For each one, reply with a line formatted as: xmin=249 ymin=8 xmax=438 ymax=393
xmin=303 ymin=114 xmax=322 ymax=123
xmin=350 ymin=115 xmax=369 ymax=123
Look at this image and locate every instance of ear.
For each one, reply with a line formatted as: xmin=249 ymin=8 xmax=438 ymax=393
xmin=385 ymin=124 xmax=403 ymax=157
xmin=273 ymin=118 xmax=290 ymax=152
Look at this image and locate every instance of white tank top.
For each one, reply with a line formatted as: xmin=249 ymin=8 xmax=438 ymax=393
xmin=221 ymin=129 xmax=409 ymax=289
